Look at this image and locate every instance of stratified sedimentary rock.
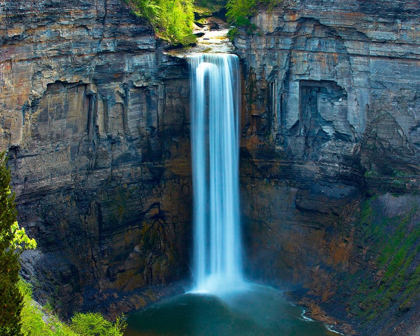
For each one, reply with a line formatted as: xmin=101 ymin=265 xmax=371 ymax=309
xmin=1 ymin=0 xmax=192 ymax=317
xmin=235 ymin=0 xmax=420 ymax=334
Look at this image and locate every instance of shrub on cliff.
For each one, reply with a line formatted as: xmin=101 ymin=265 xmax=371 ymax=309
xmin=126 ymin=0 xmax=196 ymax=46
xmin=19 ymin=280 xmax=77 ymax=336
xmin=226 ymin=0 xmax=280 ymax=37
xmin=19 ymin=279 xmax=126 ymax=336
xmin=70 ymin=312 xmax=127 ymax=336
xmin=0 ymin=151 xmax=36 ymax=336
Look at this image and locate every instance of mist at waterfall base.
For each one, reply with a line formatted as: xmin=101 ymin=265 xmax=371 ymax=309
xmin=125 ymin=54 xmax=336 ymax=336
xmin=125 ymin=285 xmax=337 ymax=336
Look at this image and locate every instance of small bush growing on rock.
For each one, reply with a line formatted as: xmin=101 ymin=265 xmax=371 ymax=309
xmin=70 ymin=312 xmax=127 ymax=336
xmin=19 ymin=279 xmax=125 ymax=336
xmin=19 ymin=280 xmax=77 ymax=336
xmin=226 ymin=0 xmax=281 ymax=38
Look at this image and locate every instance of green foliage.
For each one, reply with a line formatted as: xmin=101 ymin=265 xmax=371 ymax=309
xmin=0 ymin=151 xmax=37 ymax=335
xmin=19 ymin=279 xmax=126 ymax=336
xmin=0 ymin=151 xmax=23 ymax=335
xmin=11 ymin=222 xmax=37 ymax=251
xmin=348 ymin=199 xmax=420 ymax=323
xmin=226 ymin=0 xmax=255 ymax=23
xmin=227 ymin=27 xmax=239 ymax=40
xmin=226 ymin=0 xmax=280 ymax=37
xmin=19 ymin=280 xmax=77 ymax=336
xmin=70 ymin=312 xmax=127 ymax=336
xmin=226 ymin=0 xmax=256 ymax=24
xmin=126 ymin=0 xmax=196 ymax=46
xmin=194 ymin=0 xmax=226 ymax=13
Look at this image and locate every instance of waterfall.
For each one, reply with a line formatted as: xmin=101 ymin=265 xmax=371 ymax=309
xmin=189 ymin=54 xmax=244 ymax=294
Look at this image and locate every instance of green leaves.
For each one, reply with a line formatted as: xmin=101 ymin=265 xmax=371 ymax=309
xmin=226 ymin=0 xmax=257 ymax=24
xmin=130 ymin=0 xmax=161 ymax=25
xmin=164 ymin=0 xmax=195 ymax=45
xmin=0 ymin=151 xmax=23 ymax=336
xmin=0 ymin=151 xmax=37 ymax=336
xmin=70 ymin=312 xmax=127 ymax=336
xmin=226 ymin=0 xmax=281 ymax=38
xmin=19 ymin=280 xmax=77 ymax=336
xmin=127 ymin=0 xmax=196 ymax=46
xmin=10 ymin=222 xmax=37 ymax=252
xmin=19 ymin=279 xmax=125 ymax=336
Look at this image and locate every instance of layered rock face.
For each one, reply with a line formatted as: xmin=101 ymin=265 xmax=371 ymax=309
xmin=1 ymin=0 xmax=191 ymax=317
xmin=235 ymin=0 xmax=420 ymax=334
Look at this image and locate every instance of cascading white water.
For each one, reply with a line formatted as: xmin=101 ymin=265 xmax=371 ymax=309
xmin=189 ymin=54 xmax=244 ymax=294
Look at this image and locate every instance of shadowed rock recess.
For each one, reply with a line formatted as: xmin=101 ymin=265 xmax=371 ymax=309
xmin=235 ymin=0 xmax=420 ymax=334
xmin=1 ymin=0 xmax=420 ymax=334
xmin=1 ymin=0 xmax=192 ymax=318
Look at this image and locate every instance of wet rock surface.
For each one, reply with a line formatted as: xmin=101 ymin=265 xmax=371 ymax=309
xmin=1 ymin=0 xmax=192 ymax=318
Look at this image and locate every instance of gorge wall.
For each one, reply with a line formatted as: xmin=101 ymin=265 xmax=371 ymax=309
xmin=235 ymin=0 xmax=420 ymax=335
xmin=1 ymin=0 xmax=192 ymax=318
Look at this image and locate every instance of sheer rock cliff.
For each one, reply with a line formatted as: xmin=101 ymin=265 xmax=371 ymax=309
xmin=1 ymin=0 xmax=192 ymax=317
xmin=234 ymin=0 xmax=420 ymax=334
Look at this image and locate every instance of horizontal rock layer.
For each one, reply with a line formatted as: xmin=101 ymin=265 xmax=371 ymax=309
xmin=235 ymin=0 xmax=420 ymax=334
xmin=1 ymin=0 xmax=192 ymax=317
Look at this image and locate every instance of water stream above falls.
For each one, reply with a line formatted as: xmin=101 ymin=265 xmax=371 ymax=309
xmin=125 ymin=284 xmax=337 ymax=336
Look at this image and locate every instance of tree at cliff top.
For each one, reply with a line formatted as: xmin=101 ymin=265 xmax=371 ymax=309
xmin=126 ymin=0 xmax=196 ymax=46
xmin=0 ymin=151 xmax=36 ymax=336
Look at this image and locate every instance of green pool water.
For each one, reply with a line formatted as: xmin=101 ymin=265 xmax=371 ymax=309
xmin=125 ymin=284 xmax=338 ymax=336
